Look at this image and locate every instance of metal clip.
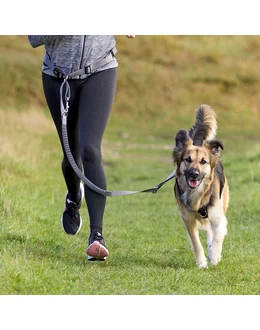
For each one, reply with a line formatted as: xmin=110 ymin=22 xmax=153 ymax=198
xmin=60 ymin=78 xmax=71 ymax=122
xmin=64 ymin=78 xmax=70 ymax=114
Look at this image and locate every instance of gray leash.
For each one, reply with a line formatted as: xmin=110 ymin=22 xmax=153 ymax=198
xmin=59 ymin=77 xmax=175 ymax=197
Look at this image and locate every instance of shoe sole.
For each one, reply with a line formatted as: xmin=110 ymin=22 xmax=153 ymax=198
xmin=86 ymin=241 xmax=109 ymax=260
xmin=61 ymin=182 xmax=84 ymax=235
xmin=88 ymin=256 xmax=106 ymax=261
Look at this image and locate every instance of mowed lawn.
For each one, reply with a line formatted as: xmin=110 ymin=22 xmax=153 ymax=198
xmin=0 ymin=106 xmax=259 ymax=295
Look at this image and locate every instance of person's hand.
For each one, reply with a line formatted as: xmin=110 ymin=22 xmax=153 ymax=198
xmin=126 ymin=35 xmax=135 ymax=38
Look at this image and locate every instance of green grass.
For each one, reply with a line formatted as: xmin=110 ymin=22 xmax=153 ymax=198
xmin=0 ymin=36 xmax=260 ymax=295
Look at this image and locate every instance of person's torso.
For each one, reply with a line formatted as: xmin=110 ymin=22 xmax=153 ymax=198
xmin=43 ymin=35 xmax=118 ymax=79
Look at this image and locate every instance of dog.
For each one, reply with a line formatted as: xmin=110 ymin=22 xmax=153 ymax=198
xmin=172 ymin=104 xmax=229 ymax=268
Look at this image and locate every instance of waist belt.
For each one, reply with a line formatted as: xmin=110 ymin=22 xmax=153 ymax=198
xmin=43 ymin=46 xmax=117 ymax=79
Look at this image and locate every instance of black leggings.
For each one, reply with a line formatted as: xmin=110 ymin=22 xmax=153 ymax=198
xmin=42 ymin=68 xmax=117 ymax=233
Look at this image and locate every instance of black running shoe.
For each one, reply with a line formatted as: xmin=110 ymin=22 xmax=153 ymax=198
xmin=61 ymin=183 xmax=84 ymax=235
xmin=86 ymin=231 xmax=109 ymax=261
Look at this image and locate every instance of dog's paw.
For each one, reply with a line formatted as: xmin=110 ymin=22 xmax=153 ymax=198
xmin=197 ymin=260 xmax=208 ymax=269
xmin=209 ymin=255 xmax=221 ymax=266
xmin=208 ymin=249 xmax=222 ymax=266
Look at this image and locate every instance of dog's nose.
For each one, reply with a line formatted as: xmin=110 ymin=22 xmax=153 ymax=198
xmin=190 ymin=169 xmax=200 ymax=179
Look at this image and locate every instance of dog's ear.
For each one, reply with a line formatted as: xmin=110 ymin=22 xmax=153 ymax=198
xmin=204 ymin=139 xmax=224 ymax=158
xmin=173 ymin=129 xmax=193 ymax=163
xmin=175 ymin=129 xmax=193 ymax=151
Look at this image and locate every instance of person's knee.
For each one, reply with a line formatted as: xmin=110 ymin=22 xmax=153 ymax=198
xmin=82 ymin=144 xmax=101 ymax=164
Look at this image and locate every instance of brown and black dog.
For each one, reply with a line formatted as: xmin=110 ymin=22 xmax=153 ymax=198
xmin=173 ymin=105 xmax=229 ymax=268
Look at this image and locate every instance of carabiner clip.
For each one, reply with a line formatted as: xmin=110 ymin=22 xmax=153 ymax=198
xmin=60 ymin=77 xmax=71 ymax=120
xmin=64 ymin=78 xmax=70 ymax=113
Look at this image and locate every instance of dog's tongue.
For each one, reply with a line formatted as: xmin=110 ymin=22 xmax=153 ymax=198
xmin=189 ymin=180 xmax=199 ymax=188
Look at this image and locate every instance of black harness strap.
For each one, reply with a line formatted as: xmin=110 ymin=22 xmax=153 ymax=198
xmin=176 ymin=180 xmax=209 ymax=218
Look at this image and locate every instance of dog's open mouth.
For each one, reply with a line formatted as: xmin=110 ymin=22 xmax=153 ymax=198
xmin=188 ymin=179 xmax=201 ymax=189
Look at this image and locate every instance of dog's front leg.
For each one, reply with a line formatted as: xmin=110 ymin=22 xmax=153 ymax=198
xmin=208 ymin=213 xmax=228 ymax=266
xmin=183 ymin=218 xmax=208 ymax=269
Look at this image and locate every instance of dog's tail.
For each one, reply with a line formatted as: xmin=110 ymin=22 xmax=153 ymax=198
xmin=189 ymin=104 xmax=217 ymax=146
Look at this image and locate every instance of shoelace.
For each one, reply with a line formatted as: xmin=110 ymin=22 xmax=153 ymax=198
xmin=90 ymin=231 xmax=104 ymax=244
xmin=66 ymin=199 xmax=80 ymax=217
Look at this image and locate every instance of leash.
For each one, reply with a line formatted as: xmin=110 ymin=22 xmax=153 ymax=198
xmin=60 ymin=78 xmax=175 ymax=196
xmin=48 ymin=48 xmax=176 ymax=196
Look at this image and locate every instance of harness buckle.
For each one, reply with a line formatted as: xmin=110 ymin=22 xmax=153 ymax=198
xmin=84 ymin=66 xmax=92 ymax=74
xmin=198 ymin=207 xmax=208 ymax=218
xmin=53 ymin=67 xmax=65 ymax=79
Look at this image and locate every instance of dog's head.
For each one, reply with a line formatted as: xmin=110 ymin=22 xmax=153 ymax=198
xmin=173 ymin=129 xmax=223 ymax=189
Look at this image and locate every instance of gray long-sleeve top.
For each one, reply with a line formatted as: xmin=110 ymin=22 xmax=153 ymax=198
xmin=28 ymin=35 xmax=118 ymax=79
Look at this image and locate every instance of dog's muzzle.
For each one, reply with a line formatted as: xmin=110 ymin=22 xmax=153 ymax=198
xmin=186 ymin=169 xmax=201 ymax=189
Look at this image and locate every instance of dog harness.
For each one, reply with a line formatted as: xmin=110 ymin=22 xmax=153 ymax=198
xmin=175 ymin=180 xmax=209 ymax=218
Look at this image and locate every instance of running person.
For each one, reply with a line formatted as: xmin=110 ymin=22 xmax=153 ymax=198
xmin=28 ymin=35 xmax=135 ymax=260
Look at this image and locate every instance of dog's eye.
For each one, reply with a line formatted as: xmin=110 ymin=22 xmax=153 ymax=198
xmin=200 ymin=158 xmax=207 ymax=165
xmin=184 ymin=156 xmax=192 ymax=163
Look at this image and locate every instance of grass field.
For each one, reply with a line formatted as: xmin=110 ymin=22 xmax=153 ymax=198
xmin=0 ymin=35 xmax=259 ymax=302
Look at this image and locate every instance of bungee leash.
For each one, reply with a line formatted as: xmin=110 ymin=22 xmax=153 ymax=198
xmin=59 ymin=78 xmax=176 ymax=196
xmin=45 ymin=47 xmax=176 ymax=197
